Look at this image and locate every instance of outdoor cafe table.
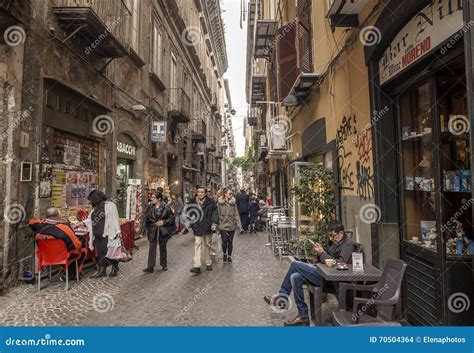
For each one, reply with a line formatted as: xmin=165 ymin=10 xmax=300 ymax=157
xmin=309 ymin=263 xmax=382 ymax=325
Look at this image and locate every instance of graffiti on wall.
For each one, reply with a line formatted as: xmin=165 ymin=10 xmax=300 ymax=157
xmin=336 ymin=115 xmax=374 ymax=200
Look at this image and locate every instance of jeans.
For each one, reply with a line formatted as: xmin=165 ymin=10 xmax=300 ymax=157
xmin=279 ymin=261 xmax=322 ymax=318
xmin=221 ymin=230 xmax=235 ymax=256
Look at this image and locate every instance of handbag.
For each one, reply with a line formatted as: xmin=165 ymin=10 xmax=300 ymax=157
xmin=106 ymin=235 xmax=132 ymax=262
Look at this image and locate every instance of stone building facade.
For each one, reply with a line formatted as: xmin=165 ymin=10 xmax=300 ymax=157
xmin=0 ymin=0 xmax=227 ymax=292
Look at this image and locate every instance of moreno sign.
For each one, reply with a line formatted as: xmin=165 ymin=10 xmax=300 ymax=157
xmin=379 ymin=0 xmax=464 ymax=85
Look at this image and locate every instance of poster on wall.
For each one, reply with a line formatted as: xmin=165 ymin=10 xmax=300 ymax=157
xmin=379 ymin=0 xmax=463 ymax=85
xmin=51 ymin=169 xmax=67 ymax=208
xmin=39 ymin=164 xmax=52 ymax=198
xmin=63 ymin=140 xmax=81 ymax=166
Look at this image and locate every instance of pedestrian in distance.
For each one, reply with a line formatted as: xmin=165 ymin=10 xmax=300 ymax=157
xmin=217 ymin=187 xmax=242 ymax=264
xmin=189 ymin=186 xmax=219 ymax=274
xmin=248 ymin=193 xmax=260 ymax=234
xmin=86 ymin=190 xmax=121 ymax=278
xmin=169 ymin=192 xmax=184 ymax=235
xmin=235 ymin=188 xmax=250 ymax=233
xmin=142 ymin=192 xmax=176 ymax=273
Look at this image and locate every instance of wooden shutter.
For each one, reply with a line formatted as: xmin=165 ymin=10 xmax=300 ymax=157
xmin=297 ymin=0 xmax=313 ymax=73
xmin=276 ymin=21 xmax=298 ymax=101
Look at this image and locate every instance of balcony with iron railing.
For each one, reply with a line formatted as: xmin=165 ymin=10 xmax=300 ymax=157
xmin=52 ymin=0 xmax=130 ymax=58
xmin=192 ymin=119 xmax=206 ymax=143
xmin=167 ymin=88 xmax=191 ymax=123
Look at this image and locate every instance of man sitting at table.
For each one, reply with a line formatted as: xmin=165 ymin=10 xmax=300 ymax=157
xmin=29 ymin=208 xmax=85 ymax=280
xmin=263 ymin=220 xmax=354 ymax=326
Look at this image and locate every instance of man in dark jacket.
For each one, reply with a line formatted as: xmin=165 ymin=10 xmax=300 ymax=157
xmin=235 ymin=188 xmax=250 ymax=233
xmin=188 ymin=186 xmax=219 ymax=274
xmin=264 ymin=220 xmax=354 ymax=326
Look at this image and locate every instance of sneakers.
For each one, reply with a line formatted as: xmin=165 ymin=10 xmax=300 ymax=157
xmin=206 ymin=265 xmax=213 ymax=271
xmin=223 ymin=254 xmax=228 ymax=263
xmin=162 ymin=266 xmax=168 ymax=271
xmin=227 ymin=256 xmax=232 ymax=263
xmin=190 ymin=267 xmax=201 ymax=274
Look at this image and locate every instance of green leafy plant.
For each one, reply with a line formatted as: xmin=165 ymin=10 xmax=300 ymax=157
xmin=290 ymin=165 xmax=336 ymax=261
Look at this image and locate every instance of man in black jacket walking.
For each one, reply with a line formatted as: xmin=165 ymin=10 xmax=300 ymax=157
xmin=235 ymin=188 xmax=250 ymax=233
xmin=188 ymin=186 xmax=219 ymax=274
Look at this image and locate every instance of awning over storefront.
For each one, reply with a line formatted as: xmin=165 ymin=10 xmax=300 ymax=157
xmin=254 ymin=20 xmax=278 ymax=59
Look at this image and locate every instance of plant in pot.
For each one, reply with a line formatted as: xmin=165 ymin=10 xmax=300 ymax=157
xmin=290 ymin=165 xmax=336 ymax=262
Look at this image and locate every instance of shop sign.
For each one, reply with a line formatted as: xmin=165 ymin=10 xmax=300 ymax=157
xmin=116 ymin=141 xmax=136 ymax=156
xmin=128 ymin=178 xmax=141 ymax=185
xmin=379 ymin=0 xmax=463 ymax=85
xmin=151 ymin=121 xmax=167 ymax=142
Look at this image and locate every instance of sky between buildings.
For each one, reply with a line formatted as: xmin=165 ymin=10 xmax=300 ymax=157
xmin=222 ymin=0 xmax=247 ymax=157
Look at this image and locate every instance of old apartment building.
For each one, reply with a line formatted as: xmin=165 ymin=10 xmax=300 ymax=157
xmin=0 ymin=0 xmax=228 ymax=291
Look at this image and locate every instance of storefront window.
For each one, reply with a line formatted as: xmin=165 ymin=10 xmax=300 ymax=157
xmin=437 ymin=74 xmax=473 ymax=258
xmin=399 ymin=82 xmax=437 ymax=251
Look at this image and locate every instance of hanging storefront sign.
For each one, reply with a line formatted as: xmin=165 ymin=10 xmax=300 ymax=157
xmin=151 ymin=121 xmax=167 ymax=142
xmin=379 ymin=0 xmax=464 ymax=85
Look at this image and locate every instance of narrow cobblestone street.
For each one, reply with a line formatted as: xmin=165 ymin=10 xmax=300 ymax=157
xmin=0 ymin=233 xmax=336 ymax=326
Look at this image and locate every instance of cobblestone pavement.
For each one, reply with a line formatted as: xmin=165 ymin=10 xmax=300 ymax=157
xmin=0 ymin=232 xmax=337 ymax=326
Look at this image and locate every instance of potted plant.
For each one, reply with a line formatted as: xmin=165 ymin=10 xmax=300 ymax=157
xmin=290 ymin=165 xmax=336 ymax=262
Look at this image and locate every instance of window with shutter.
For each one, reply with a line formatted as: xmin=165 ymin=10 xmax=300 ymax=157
xmin=297 ymin=0 xmax=313 ymax=73
xmin=276 ymin=22 xmax=298 ymax=101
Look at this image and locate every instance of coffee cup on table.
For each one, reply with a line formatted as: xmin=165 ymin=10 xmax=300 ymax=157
xmin=325 ymin=259 xmax=336 ymax=267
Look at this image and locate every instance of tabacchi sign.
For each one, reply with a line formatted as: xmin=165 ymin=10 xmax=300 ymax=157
xmin=379 ymin=0 xmax=463 ymax=85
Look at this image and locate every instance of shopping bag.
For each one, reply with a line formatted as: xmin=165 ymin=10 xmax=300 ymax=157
xmin=210 ymin=232 xmax=221 ymax=256
xmin=106 ymin=235 xmax=132 ymax=262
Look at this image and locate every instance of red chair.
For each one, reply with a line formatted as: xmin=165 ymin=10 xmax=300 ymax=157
xmin=35 ymin=234 xmax=82 ymax=290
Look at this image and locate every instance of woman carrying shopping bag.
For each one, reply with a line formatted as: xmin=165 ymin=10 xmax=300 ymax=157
xmin=217 ymin=187 xmax=242 ymax=263
xmin=86 ymin=190 xmax=122 ymax=278
xmin=142 ymin=192 xmax=176 ymax=273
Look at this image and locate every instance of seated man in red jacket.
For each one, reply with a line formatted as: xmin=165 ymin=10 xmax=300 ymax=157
xmin=29 ymin=208 xmax=85 ymax=280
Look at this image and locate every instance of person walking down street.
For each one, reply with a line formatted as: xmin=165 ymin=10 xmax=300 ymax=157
xmin=235 ymin=188 xmax=249 ymax=233
xmin=217 ymin=188 xmax=242 ymax=264
xmin=142 ymin=192 xmax=176 ymax=273
xmin=263 ymin=220 xmax=354 ymax=326
xmin=170 ymin=193 xmax=184 ymax=235
xmin=189 ymin=186 xmax=219 ymax=274
xmin=248 ymin=193 xmax=260 ymax=234
xmin=86 ymin=190 xmax=122 ymax=278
